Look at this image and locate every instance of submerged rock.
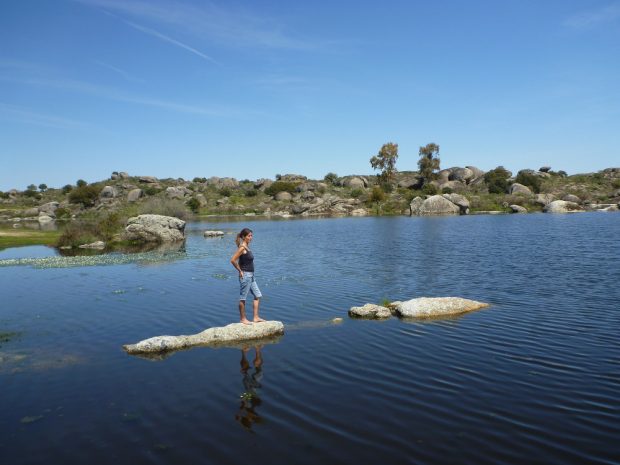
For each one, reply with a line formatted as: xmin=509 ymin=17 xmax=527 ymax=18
xmin=78 ymin=241 xmax=105 ymax=249
xmin=123 ymin=321 xmax=285 ymax=354
xmin=509 ymin=205 xmax=528 ymax=213
xmin=543 ymin=200 xmax=584 ymax=213
xmin=391 ymin=297 xmax=489 ymax=318
xmin=204 ymin=230 xmax=225 ymax=237
xmin=349 ymin=304 xmax=392 ymax=319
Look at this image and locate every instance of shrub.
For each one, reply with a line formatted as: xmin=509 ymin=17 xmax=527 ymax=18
xmin=380 ymin=182 xmax=394 ymax=193
xmin=264 ymin=181 xmax=298 ymax=196
xmin=422 ymin=183 xmax=438 ymax=195
xmin=515 ymin=172 xmax=541 ymax=193
xmin=55 ymin=207 xmax=71 ymax=219
xmin=324 ymin=172 xmax=338 ymax=185
xmin=484 ymin=167 xmax=511 ymax=194
xmin=137 ymin=197 xmax=190 ymax=220
xmin=350 ymin=188 xmax=364 ymax=198
xmin=186 ymin=197 xmax=201 ymax=213
xmin=143 ymin=185 xmax=161 ymax=196
xmin=62 ymin=184 xmax=73 ymax=194
xmin=0 ymin=191 xmax=8 ymax=199
xmin=38 ymin=184 xmax=48 ymax=192
xmin=23 ymin=190 xmax=40 ymax=199
xmin=442 ymin=187 xmax=454 ymax=194
xmin=57 ymin=221 xmax=98 ymax=247
xmin=219 ymin=187 xmax=232 ymax=197
xmin=76 ymin=179 xmax=87 ymax=187
xmin=244 ymin=189 xmax=258 ymax=197
xmin=69 ymin=184 xmax=101 ymax=207
xmin=557 ymin=170 xmax=567 ymax=178
xmin=369 ymin=186 xmax=386 ymax=203
xmin=612 ymin=179 xmax=620 ymax=189
xmin=192 ymin=177 xmax=207 ymax=183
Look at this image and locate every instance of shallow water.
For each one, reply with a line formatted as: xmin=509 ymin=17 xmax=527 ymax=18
xmin=1 ymin=213 xmax=619 ymax=464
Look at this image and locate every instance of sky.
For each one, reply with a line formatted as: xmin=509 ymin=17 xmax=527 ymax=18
xmin=1 ymin=0 xmax=619 ymax=190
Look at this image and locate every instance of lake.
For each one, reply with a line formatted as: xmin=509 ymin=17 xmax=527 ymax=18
xmin=1 ymin=213 xmax=619 ymax=465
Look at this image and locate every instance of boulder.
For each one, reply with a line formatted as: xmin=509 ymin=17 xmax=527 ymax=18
xmin=442 ymin=193 xmax=470 ymax=214
xmin=204 ymin=230 xmax=224 ymax=237
xmin=350 ymin=208 xmax=368 ymax=216
xmin=38 ymin=215 xmax=54 ymax=224
xmin=409 ymin=197 xmax=424 ymax=216
xmin=39 ymin=202 xmax=59 ymax=215
xmin=466 ymin=166 xmax=485 ymax=179
xmin=78 ymin=241 xmax=105 ymax=249
xmin=398 ymin=177 xmax=423 ymax=189
xmin=562 ymin=194 xmax=581 ymax=203
xmin=349 ymin=304 xmax=391 ymax=319
xmin=194 ymin=193 xmax=207 ymax=207
xmin=166 ymin=186 xmax=186 ymax=199
xmin=123 ymin=321 xmax=285 ymax=354
xmin=392 ymin=297 xmax=489 ymax=318
xmin=24 ymin=207 xmax=39 ymax=216
xmin=539 ymin=166 xmax=551 ymax=173
xmin=410 ymin=195 xmax=460 ymax=216
xmin=449 ymin=168 xmax=474 ymax=183
xmin=509 ymin=183 xmax=532 ymax=195
xmin=275 ymin=191 xmax=293 ymax=201
xmin=437 ymin=169 xmax=452 ymax=183
xmin=300 ymin=190 xmax=315 ymax=200
xmin=138 ymin=176 xmax=159 ymax=183
xmin=343 ymin=177 xmax=367 ymax=189
xmin=279 ymin=174 xmax=307 ymax=182
xmin=543 ymin=200 xmax=584 ymax=213
xmin=254 ymin=179 xmax=273 ymax=190
xmin=534 ymin=193 xmax=555 ymax=206
xmin=99 ymin=186 xmax=117 ymax=199
xmin=124 ymin=214 xmax=186 ymax=242
xmin=437 ymin=180 xmax=464 ymax=192
xmin=510 ymin=205 xmax=528 ymax=213
xmin=127 ymin=189 xmax=143 ymax=202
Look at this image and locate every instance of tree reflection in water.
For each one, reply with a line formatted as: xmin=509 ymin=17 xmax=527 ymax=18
xmin=235 ymin=345 xmax=264 ymax=432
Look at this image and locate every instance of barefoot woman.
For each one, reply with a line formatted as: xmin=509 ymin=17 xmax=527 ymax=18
xmin=231 ymin=228 xmax=265 ymax=324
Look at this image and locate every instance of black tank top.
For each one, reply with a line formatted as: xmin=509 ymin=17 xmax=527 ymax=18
xmin=239 ymin=248 xmax=255 ymax=272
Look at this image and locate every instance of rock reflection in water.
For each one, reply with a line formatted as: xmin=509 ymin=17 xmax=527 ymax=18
xmin=235 ymin=345 xmax=264 ymax=432
xmin=57 ymin=240 xmax=186 ymax=257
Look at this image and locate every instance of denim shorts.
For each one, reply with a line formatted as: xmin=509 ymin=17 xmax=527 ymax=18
xmin=239 ymin=272 xmax=262 ymax=301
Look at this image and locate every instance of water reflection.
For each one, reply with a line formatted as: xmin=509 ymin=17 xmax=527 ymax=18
xmin=235 ymin=345 xmax=264 ymax=432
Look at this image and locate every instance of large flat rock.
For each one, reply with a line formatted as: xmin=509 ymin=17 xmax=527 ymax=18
xmin=123 ymin=321 xmax=284 ymax=354
xmin=392 ymin=297 xmax=489 ymax=318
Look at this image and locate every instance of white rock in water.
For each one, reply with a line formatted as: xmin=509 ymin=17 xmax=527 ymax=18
xmin=392 ymin=297 xmax=489 ymax=318
xmin=78 ymin=241 xmax=105 ymax=249
xmin=123 ymin=321 xmax=284 ymax=354
xmin=125 ymin=214 xmax=185 ymax=242
xmin=204 ymin=230 xmax=224 ymax=237
xmin=348 ymin=303 xmax=392 ymax=319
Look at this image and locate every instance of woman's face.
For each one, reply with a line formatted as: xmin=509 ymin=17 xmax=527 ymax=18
xmin=245 ymin=232 xmax=253 ymax=243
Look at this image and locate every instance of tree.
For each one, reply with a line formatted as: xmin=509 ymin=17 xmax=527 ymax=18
xmin=418 ymin=143 xmax=440 ymax=185
xmin=76 ymin=179 xmax=87 ymax=187
xmin=27 ymin=184 xmax=37 ymax=191
xmin=38 ymin=183 xmax=48 ymax=192
xmin=484 ymin=166 xmax=511 ymax=194
xmin=370 ymin=142 xmax=399 ymax=183
xmin=324 ymin=172 xmax=338 ymax=185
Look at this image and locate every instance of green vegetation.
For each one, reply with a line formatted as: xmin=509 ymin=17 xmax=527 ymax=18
xmin=515 ymin=172 xmax=541 ymax=193
xmin=186 ymin=197 xmax=201 ymax=213
xmin=484 ymin=166 xmax=511 ymax=194
xmin=69 ymin=184 xmax=101 ymax=207
xmin=418 ymin=143 xmax=441 ymax=185
xmin=324 ymin=172 xmax=338 ymax=185
xmin=264 ymin=181 xmax=298 ymax=196
xmin=0 ymin=228 xmax=62 ymax=249
xmin=370 ymin=142 xmax=399 ymax=183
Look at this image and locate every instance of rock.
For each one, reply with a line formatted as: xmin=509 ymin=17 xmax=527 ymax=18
xmin=119 ymin=171 xmax=129 ymax=179
xmin=442 ymin=193 xmax=470 ymax=214
xmin=124 ymin=214 xmax=186 ymax=242
xmin=291 ymin=204 xmax=310 ymax=215
xmin=437 ymin=180 xmax=464 ymax=192
xmin=392 ymin=297 xmax=489 ymax=318
xmin=600 ymin=205 xmax=619 ymax=212
xmin=534 ymin=193 xmax=555 ymax=206
xmin=343 ymin=177 xmax=366 ymax=189
xmin=138 ymin=176 xmax=158 ymax=183
xmin=127 ymin=188 xmax=143 ymax=202
xmin=398 ymin=177 xmax=423 ymax=189
xmin=275 ymin=191 xmax=293 ymax=201
xmin=350 ymin=208 xmax=368 ymax=216
xmin=449 ymin=168 xmax=474 ymax=183
xmin=23 ymin=207 xmax=39 ymax=216
xmin=78 ymin=241 xmax=105 ymax=249
xmin=543 ymin=200 xmax=584 ymax=213
xmin=509 ymin=183 xmax=532 ymax=195
xmin=254 ymin=179 xmax=273 ymax=190
xmin=410 ymin=195 xmax=460 ymax=216
xmin=194 ymin=193 xmax=207 ymax=206
xmin=562 ymin=194 xmax=581 ymax=203
xmin=279 ymin=174 xmax=307 ymax=182
xmin=348 ymin=304 xmax=392 ymax=319
xmin=123 ymin=321 xmax=285 ymax=354
xmin=204 ymin=230 xmax=224 ymax=237
xmin=99 ymin=186 xmax=117 ymax=199
xmin=166 ymin=186 xmax=186 ymax=199
xmin=300 ymin=190 xmax=315 ymax=201
xmin=39 ymin=202 xmax=59 ymax=215
xmin=539 ymin=166 xmax=551 ymax=173
xmin=38 ymin=215 xmax=54 ymax=224
xmin=437 ymin=169 xmax=452 ymax=183
xmin=466 ymin=166 xmax=485 ymax=179
xmin=510 ymin=205 xmax=528 ymax=213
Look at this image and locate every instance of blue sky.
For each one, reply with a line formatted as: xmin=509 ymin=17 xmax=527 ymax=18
xmin=1 ymin=0 xmax=619 ymax=190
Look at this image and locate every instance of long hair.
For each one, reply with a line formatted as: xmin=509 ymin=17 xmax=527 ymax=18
xmin=235 ymin=228 xmax=253 ymax=247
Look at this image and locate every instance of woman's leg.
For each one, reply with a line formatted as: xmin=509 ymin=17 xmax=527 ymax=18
xmin=252 ymin=298 xmax=265 ymax=322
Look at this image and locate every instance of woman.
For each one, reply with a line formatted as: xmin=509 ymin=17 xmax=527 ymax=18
xmin=230 ymin=228 xmax=265 ymax=324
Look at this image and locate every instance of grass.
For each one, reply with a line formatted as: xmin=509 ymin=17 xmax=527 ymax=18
xmin=0 ymin=228 xmax=62 ymax=249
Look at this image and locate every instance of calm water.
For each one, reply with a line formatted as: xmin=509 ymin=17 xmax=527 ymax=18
xmin=1 ymin=213 xmax=619 ymax=465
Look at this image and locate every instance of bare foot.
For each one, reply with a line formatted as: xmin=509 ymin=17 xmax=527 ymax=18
xmin=253 ymin=317 xmax=266 ymax=323
xmin=240 ymin=319 xmax=253 ymax=325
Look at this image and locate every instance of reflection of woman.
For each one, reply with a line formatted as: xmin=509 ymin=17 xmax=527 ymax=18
xmin=235 ymin=346 xmax=264 ymax=431
xmin=230 ymin=228 xmax=265 ymax=324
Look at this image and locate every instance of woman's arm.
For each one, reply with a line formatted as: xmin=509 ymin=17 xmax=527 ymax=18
xmin=230 ymin=245 xmax=246 ymax=277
